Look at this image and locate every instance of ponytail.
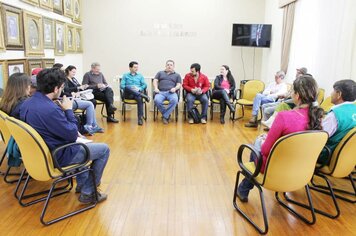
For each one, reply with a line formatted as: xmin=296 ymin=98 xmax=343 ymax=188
xmin=307 ymin=104 xmax=324 ymax=130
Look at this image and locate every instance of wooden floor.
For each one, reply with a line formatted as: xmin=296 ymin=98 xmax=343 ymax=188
xmin=0 ymin=109 xmax=355 ymax=236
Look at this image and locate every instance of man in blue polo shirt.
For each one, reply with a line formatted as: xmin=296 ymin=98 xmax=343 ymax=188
xmin=153 ymin=60 xmax=182 ymax=124
xmin=20 ymin=68 xmax=110 ymax=204
xmin=121 ymin=61 xmax=150 ymax=125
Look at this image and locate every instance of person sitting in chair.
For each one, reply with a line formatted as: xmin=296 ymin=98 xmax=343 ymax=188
xmin=121 ymin=61 xmax=150 ymax=126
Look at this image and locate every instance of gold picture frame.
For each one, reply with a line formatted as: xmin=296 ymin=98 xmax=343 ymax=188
xmin=63 ymin=0 xmax=73 ymax=18
xmin=0 ymin=60 xmax=6 ymax=93
xmin=20 ymin=0 xmax=39 ymax=7
xmin=1 ymin=4 xmax=24 ymax=50
xmin=65 ymin=24 xmax=76 ymax=53
xmin=6 ymin=59 xmax=28 ymax=81
xmin=27 ymin=59 xmax=43 ymax=75
xmin=43 ymin=17 xmax=55 ymax=48
xmin=24 ymin=11 xmax=44 ymax=57
xmin=55 ymin=21 xmax=65 ymax=55
xmin=0 ymin=9 xmax=5 ymax=52
xmin=39 ymin=0 xmax=53 ymax=11
xmin=72 ymin=0 xmax=81 ymax=24
xmin=53 ymin=0 xmax=63 ymax=15
xmin=75 ymin=26 xmax=82 ymax=53
xmin=42 ymin=58 xmax=55 ymax=68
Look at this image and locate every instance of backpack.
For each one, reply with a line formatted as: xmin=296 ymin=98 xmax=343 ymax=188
xmin=188 ymin=107 xmax=201 ymax=123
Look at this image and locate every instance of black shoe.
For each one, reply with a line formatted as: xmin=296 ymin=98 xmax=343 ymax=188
xmin=244 ymin=122 xmax=258 ymax=128
xmin=78 ymin=191 xmax=108 ymax=204
xmin=220 ymin=117 xmax=225 ymax=124
xmin=107 ymin=116 xmax=119 ymax=123
xmin=236 ymin=189 xmax=248 ymax=203
xmin=138 ymin=117 xmax=143 ymax=126
xmin=75 ymin=183 xmax=101 ymax=194
xmin=263 ymin=127 xmax=270 ymax=132
xmin=141 ymin=94 xmax=150 ymax=102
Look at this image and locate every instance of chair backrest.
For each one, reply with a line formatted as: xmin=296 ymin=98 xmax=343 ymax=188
xmin=320 ymin=96 xmax=333 ymax=113
xmin=5 ymin=117 xmax=54 ymax=181
xmin=0 ymin=110 xmax=11 ymax=145
xmin=326 ymin=127 xmax=356 ymax=178
xmin=262 ymin=131 xmax=328 ymax=192
xmin=317 ymin=88 xmax=325 ymax=105
xmin=241 ymin=80 xmax=265 ymax=101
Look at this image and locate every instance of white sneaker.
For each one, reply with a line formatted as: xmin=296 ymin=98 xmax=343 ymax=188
xmin=188 ymin=118 xmax=194 ymax=124
xmin=201 ymin=119 xmax=207 ymax=124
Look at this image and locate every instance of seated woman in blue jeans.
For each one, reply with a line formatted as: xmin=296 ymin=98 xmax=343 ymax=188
xmin=64 ymin=65 xmax=103 ymax=135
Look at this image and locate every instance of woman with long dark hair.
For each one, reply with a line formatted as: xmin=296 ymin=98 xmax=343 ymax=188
xmin=212 ymin=65 xmax=236 ymax=124
xmin=0 ymin=73 xmax=31 ymax=118
xmin=236 ymin=74 xmax=324 ymax=202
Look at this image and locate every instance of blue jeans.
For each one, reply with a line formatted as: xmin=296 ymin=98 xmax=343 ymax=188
xmin=74 ymin=99 xmax=97 ymax=127
xmin=238 ymin=137 xmax=264 ymax=198
xmin=59 ymin=143 xmax=110 ymax=195
xmin=261 ymin=101 xmax=280 ymax=120
xmin=154 ymin=91 xmax=178 ymax=119
xmin=252 ymin=93 xmax=275 ymax=116
xmin=124 ymin=87 xmax=144 ymax=118
xmin=186 ymin=93 xmax=209 ymax=119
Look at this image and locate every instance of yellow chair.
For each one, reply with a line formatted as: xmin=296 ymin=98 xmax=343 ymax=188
xmin=320 ymin=96 xmax=333 ymax=113
xmin=233 ymin=131 xmax=328 ymax=234
xmin=5 ymin=116 xmax=97 ymax=225
xmin=317 ymin=88 xmax=325 ymax=105
xmin=209 ymin=80 xmax=237 ymax=121
xmin=95 ymin=99 xmax=107 ymax=117
xmin=119 ymin=78 xmax=148 ymax=122
xmin=310 ymin=127 xmax=356 ymax=204
xmin=235 ymin=80 xmax=265 ymax=120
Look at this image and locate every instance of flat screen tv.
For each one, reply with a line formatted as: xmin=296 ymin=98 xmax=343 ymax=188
xmin=232 ymin=24 xmax=272 ymax=48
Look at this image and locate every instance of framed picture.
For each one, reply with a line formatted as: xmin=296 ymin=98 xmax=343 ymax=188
xmin=63 ymin=0 xmax=73 ymax=18
xmin=0 ymin=61 xmax=5 ymax=95
xmin=23 ymin=11 xmax=44 ymax=57
xmin=53 ymin=0 xmax=63 ymax=15
xmin=6 ymin=60 xmax=28 ymax=79
xmin=1 ymin=4 xmax=24 ymax=50
xmin=55 ymin=21 xmax=65 ymax=55
xmin=39 ymin=0 xmax=53 ymax=11
xmin=43 ymin=17 xmax=55 ymax=48
xmin=0 ymin=10 xmax=5 ymax=52
xmin=20 ymin=0 xmax=39 ymax=6
xmin=65 ymin=24 xmax=76 ymax=53
xmin=42 ymin=58 xmax=55 ymax=68
xmin=75 ymin=26 xmax=82 ymax=53
xmin=72 ymin=0 xmax=81 ymax=24
xmin=27 ymin=59 xmax=43 ymax=75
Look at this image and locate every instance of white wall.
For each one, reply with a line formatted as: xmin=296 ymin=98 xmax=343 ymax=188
xmin=82 ymin=0 xmax=267 ymax=92
xmin=0 ymin=0 xmax=83 ymax=77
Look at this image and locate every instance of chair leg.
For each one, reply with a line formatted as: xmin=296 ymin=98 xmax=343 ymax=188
xmin=4 ymin=166 xmax=26 ymax=184
xmin=40 ymin=168 xmax=97 ymax=226
xmin=310 ymin=173 xmax=355 ymax=204
xmin=153 ymin=106 xmax=156 ymax=121
xmin=275 ymin=185 xmax=317 ymax=224
xmin=144 ymin=102 xmax=147 ymax=121
xmin=183 ymin=103 xmax=187 ymax=121
xmin=175 ymin=106 xmax=178 ymax=122
xmin=210 ymin=104 xmax=214 ymax=121
xmin=234 ymin=105 xmax=245 ymax=120
xmin=123 ymin=103 xmax=126 ymax=121
xmin=233 ymin=170 xmax=268 ymax=234
xmin=0 ymin=147 xmax=7 ymax=175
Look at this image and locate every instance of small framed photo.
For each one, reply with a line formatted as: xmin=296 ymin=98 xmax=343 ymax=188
xmin=72 ymin=0 xmax=81 ymax=24
xmin=55 ymin=21 xmax=65 ymax=55
xmin=20 ymin=0 xmax=39 ymax=6
xmin=0 ymin=10 xmax=5 ymax=52
xmin=27 ymin=59 xmax=43 ymax=75
xmin=24 ymin=11 xmax=44 ymax=57
xmin=42 ymin=58 xmax=55 ymax=68
xmin=39 ymin=0 xmax=53 ymax=11
xmin=65 ymin=24 xmax=76 ymax=53
xmin=43 ymin=17 xmax=55 ymax=48
xmin=6 ymin=59 xmax=28 ymax=79
xmin=63 ymin=0 xmax=73 ymax=18
xmin=53 ymin=0 xmax=63 ymax=15
xmin=0 ymin=60 xmax=6 ymax=95
xmin=75 ymin=26 xmax=82 ymax=53
xmin=1 ymin=4 xmax=24 ymax=50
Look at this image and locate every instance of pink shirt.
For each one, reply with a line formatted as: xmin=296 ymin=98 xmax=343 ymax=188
xmin=260 ymin=107 xmax=309 ymax=173
xmin=221 ymin=79 xmax=230 ymax=90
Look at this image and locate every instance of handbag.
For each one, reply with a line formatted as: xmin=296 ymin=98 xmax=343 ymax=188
xmin=77 ymin=89 xmax=94 ymax=100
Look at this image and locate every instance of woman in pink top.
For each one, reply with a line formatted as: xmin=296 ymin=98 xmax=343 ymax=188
xmin=236 ymin=75 xmax=324 ymax=202
xmin=212 ymin=65 xmax=236 ymax=124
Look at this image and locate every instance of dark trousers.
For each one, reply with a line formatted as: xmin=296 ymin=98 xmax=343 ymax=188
xmin=212 ymin=90 xmax=231 ymax=117
xmin=93 ymin=87 xmax=114 ymax=115
xmin=124 ymin=87 xmax=144 ymax=118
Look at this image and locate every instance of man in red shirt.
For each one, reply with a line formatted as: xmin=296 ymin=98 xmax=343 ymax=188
xmin=183 ymin=63 xmax=210 ymax=124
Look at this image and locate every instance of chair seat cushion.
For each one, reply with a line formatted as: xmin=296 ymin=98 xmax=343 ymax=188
xmin=236 ymin=99 xmax=253 ymax=105
xmin=244 ymin=162 xmax=264 ymax=185
xmin=124 ymin=99 xmax=142 ymax=104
